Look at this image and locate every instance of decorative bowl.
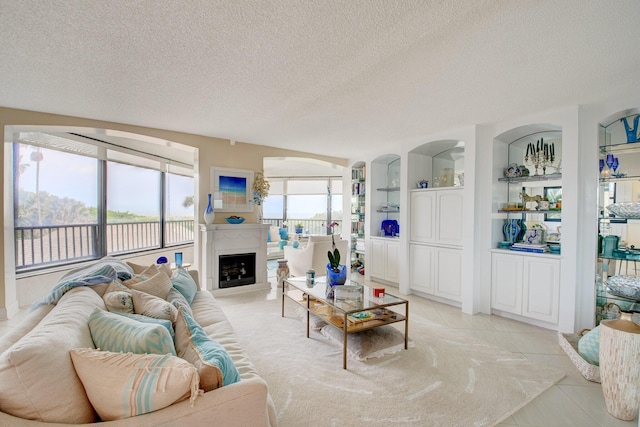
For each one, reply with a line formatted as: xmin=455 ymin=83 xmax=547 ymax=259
xmin=225 ymin=217 xmax=245 ymax=224
xmin=605 ymin=275 xmax=640 ymax=300
xmin=549 ymin=245 xmax=561 ymax=254
xmin=606 ymin=202 xmax=640 ymax=219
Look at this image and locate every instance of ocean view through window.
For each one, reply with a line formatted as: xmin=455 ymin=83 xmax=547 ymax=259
xmin=13 ymin=133 xmax=194 ymax=271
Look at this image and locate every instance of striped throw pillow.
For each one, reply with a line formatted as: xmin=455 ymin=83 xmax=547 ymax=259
xmin=88 ymin=308 xmax=176 ymax=356
xmin=70 ymin=348 xmax=200 ymax=421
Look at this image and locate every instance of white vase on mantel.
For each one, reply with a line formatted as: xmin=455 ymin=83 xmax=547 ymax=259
xmin=204 ymin=194 xmax=215 ymax=225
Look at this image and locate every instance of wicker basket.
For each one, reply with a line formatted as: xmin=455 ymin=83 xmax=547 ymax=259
xmin=557 ymin=331 xmax=601 ymax=383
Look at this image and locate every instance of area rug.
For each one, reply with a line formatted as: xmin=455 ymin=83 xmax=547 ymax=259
xmin=223 ymin=298 xmax=565 ymax=427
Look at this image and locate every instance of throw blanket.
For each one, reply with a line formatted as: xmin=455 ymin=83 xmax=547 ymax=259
xmin=32 ymin=257 xmax=134 ymax=308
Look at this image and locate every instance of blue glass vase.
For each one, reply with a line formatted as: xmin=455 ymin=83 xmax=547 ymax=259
xmin=621 ymin=116 xmax=640 ymax=143
xmin=325 ymin=263 xmax=347 ymax=298
xmin=503 ymin=219 xmax=521 ymax=244
xmin=204 ymin=193 xmax=215 ymax=224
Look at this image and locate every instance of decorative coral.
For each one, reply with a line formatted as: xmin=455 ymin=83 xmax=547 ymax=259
xmin=252 ymin=172 xmax=270 ymax=205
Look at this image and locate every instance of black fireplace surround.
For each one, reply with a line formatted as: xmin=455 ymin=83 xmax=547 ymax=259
xmin=218 ymin=253 xmax=256 ymax=288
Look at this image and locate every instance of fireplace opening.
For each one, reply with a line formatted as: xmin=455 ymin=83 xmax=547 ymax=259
xmin=218 ymin=253 xmax=256 ymax=288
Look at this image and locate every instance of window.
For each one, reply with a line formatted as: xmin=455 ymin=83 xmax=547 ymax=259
xmin=165 ymin=172 xmax=196 ymax=245
xmin=263 ymin=177 xmax=342 ymax=235
xmin=107 ymin=161 xmax=161 ymax=253
xmin=13 ymin=132 xmax=194 ymax=271
xmin=14 ymin=144 xmax=99 ymax=268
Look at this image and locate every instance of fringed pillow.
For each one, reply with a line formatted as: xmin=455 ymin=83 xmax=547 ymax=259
xmin=70 ymin=348 xmax=201 ymax=421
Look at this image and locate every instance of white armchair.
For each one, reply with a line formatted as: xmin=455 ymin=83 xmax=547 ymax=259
xmin=284 ymin=235 xmax=349 ymax=277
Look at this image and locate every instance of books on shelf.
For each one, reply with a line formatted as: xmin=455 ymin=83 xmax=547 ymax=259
xmin=510 ymin=243 xmax=549 ymax=253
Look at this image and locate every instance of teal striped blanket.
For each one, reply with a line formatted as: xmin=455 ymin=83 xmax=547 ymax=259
xmin=32 ymin=257 xmax=134 ymax=308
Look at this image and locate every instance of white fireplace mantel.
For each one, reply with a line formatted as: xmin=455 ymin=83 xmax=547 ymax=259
xmin=200 ymin=223 xmax=271 ymax=294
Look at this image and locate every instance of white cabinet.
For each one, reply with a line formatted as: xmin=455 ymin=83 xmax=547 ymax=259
xmin=409 ymin=244 xmax=435 ymax=294
xmin=370 ymin=237 xmax=399 ymax=284
xmin=435 ymin=247 xmax=463 ymax=300
xmin=410 ymin=188 xmax=463 ymax=246
xmin=410 ymin=243 xmax=462 ymax=301
xmin=491 ymin=252 xmax=560 ymax=324
xmin=409 ymin=188 xmax=463 ymax=303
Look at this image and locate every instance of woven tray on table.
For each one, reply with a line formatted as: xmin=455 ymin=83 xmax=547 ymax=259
xmin=557 ymin=331 xmax=600 ymax=383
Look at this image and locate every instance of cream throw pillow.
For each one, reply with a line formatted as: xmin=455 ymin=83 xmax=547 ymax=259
xmin=103 ymin=291 xmax=134 ymax=313
xmin=70 ymin=348 xmax=201 ymax=421
xmin=0 ymin=287 xmax=102 ymax=423
xmin=126 ymin=262 xmax=160 ymax=276
xmin=126 ymin=271 xmax=172 ymax=299
xmin=131 ymin=289 xmax=178 ymax=321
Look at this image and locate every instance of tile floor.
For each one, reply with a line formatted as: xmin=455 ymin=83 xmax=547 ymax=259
xmin=1 ymin=276 xmax=637 ymax=427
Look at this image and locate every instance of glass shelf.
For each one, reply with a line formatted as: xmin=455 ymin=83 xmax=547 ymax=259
xmin=499 ymin=209 xmax=561 ymax=214
xmin=376 ymin=187 xmax=400 ymax=192
xmin=498 ymin=173 xmax=562 ymax=183
xmin=599 ymin=140 xmax=640 ymax=154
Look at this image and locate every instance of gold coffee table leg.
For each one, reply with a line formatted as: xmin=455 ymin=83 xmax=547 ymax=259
xmin=343 ymin=313 xmax=348 ymax=369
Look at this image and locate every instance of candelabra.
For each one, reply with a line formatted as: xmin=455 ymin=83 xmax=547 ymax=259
xmin=524 ymin=138 xmax=556 ymax=175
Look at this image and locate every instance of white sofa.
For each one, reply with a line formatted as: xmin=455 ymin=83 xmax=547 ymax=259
xmin=283 ymin=235 xmax=349 ymax=277
xmin=0 ymin=269 xmax=277 ymax=426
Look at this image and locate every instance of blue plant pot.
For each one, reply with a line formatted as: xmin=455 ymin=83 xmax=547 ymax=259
xmin=326 ymin=263 xmax=347 ymax=298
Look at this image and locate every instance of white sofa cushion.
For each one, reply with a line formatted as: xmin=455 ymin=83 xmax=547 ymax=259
xmin=0 ymin=287 xmax=103 ymax=424
xmin=70 ymin=348 xmax=200 ymax=421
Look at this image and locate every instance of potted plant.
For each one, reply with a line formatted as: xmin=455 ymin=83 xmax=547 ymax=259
xmin=325 ymin=222 xmax=346 ymax=298
xmin=294 ymin=223 xmax=304 ymax=234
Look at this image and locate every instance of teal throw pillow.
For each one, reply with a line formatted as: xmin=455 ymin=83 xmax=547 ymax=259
xmin=292 ymin=240 xmax=300 ymax=249
xmin=170 ymin=268 xmax=198 ymax=304
xmin=181 ymin=309 xmax=241 ymax=387
xmin=88 ymin=308 xmax=176 ymax=356
xmin=578 ymin=326 xmax=600 ymax=366
xmin=111 ymin=311 xmax=175 ymax=339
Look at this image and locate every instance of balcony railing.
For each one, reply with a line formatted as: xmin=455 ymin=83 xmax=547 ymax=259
xmin=15 ymin=220 xmax=194 ymax=271
xmin=262 ymin=219 xmax=342 ymax=236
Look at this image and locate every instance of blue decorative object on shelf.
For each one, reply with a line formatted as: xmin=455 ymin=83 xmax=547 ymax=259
xmin=621 ymin=115 xmax=640 ymax=143
xmin=503 ymin=219 xmax=521 ymax=244
xmin=517 ymin=219 xmax=527 ymax=242
xmin=225 ymin=217 xmax=245 ymax=224
xmin=204 ymin=193 xmax=215 ymax=224
xmin=325 ymin=263 xmax=347 ymax=298
xmin=156 ymin=256 xmax=168 ymax=264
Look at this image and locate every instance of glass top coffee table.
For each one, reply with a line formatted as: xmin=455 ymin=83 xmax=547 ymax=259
xmin=282 ymin=277 xmax=409 ymax=369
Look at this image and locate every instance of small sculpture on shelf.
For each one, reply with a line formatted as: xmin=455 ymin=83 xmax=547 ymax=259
xmin=519 ymin=191 xmax=543 ymax=210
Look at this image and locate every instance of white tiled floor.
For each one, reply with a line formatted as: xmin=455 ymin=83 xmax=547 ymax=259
xmin=1 ymin=276 xmax=637 ymax=426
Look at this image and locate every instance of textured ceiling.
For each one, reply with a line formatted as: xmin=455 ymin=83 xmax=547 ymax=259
xmin=1 ymin=0 xmax=640 ymax=159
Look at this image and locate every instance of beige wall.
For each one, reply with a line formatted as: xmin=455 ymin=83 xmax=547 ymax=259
xmin=1 ymin=107 xmax=347 ymax=315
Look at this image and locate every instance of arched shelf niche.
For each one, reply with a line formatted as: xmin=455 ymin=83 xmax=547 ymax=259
xmin=408 ymin=139 xmax=464 ymax=190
